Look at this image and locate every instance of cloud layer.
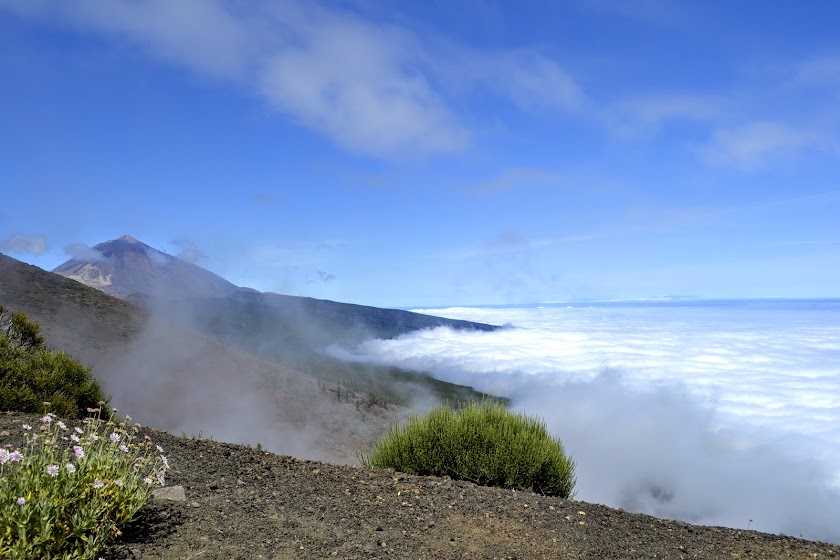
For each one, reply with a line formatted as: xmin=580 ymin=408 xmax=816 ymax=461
xmin=332 ymin=302 xmax=840 ymax=542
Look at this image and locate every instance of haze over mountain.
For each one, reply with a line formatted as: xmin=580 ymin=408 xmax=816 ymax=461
xmin=51 ymin=235 xmax=496 ymax=353
xmin=2 ymin=238 xmax=497 ymax=461
xmin=0 ymin=250 xmax=493 ymax=463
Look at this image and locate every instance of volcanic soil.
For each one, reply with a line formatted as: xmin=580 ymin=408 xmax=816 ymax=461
xmin=2 ymin=413 xmax=839 ymax=560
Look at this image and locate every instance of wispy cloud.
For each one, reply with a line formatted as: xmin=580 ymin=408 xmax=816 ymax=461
xmin=697 ymin=121 xmax=821 ymax=170
xmin=0 ymin=233 xmax=48 ymax=256
xmin=466 ymin=167 xmax=566 ymax=195
xmin=170 ymin=238 xmax=207 ymax=264
xmin=603 ymin=93 xmax=724 ymax=138
xmin=63 ymin=242 xmax=104 ymax=261
xmin=1 ymin=0 xmax=585 ymax=159
xmin=257 ymin=13 xmax=467 ymax=158
xmin=7 ymin=0 xmax=253 ymax=79
xmin=478 ymin=50 xmax=588 ymax=113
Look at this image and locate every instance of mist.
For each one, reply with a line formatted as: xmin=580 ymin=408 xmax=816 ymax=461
xmin=332 ymin=303 xmax=840 ymax=543
xmin=85 ymin=289 xmax=428 ymax=466
xmin=93 ymin=312 xmax=317 ymax=458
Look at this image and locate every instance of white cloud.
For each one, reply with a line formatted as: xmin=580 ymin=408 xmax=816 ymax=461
xmin=489 ymin=51 xmax=587 ymax=112
xmin=257 ymin=16 xmax=467 ymax=158
xmin=170 ymin=238 xmax=207 ymax=264
xmin=63 ymin=242 xmax=104 ymax=261
xmin=1 ymin=0 xmax=586 ymax=159
xmin=698 ymin=121 xmax=820 ymax=170
xmin=604 ymin=93 xmax=723 ymax=138
xmin=3 ymin=0 xmax=252 ymax=79
xmin=0 ymin=233 xmax=48 ymax=256
xmin=332 ymin=304 xmax=840 ymax=542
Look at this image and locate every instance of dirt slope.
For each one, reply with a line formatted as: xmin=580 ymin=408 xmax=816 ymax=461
xmin=3 ymin=413 xmax=837 ymax=560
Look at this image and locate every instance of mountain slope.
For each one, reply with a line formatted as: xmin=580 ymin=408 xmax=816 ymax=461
xmin=46 ymin=235 xmax=500 ymax=407
xmin=0 ymin=252 xmax=144 ymax=364
xmin=1 ymin=252 xmax=410 ymax=463
xmin=53 ymin=235 xmax=237 ymax=299
xmin=1 ymin=252 xmax=493 ymax=462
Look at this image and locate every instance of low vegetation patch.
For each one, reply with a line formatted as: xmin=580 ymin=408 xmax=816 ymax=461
xmin=361 ymin=400 xmax=576 ymax=498
xmin=0 ymin=408 xmax=170 ymax=559
xmin=0 ymin=304 xmax=109 ymax=417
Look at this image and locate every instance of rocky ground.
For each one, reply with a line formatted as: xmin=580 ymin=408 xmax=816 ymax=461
xmin=2 ymin=412 xmax=839 ymax=560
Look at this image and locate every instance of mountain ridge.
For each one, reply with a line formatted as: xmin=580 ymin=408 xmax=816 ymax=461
xmin=53 ymin=235 xmax=239 ymax=299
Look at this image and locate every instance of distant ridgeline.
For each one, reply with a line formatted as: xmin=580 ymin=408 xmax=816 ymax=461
xmin=136 ymin=290 xmax=502 ymax=408
xmin=4 ymin=237 xmax=502 ymax=408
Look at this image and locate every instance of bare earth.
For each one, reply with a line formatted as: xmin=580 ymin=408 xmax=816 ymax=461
xmin=2 ymin=413 xmax=838 ymax=560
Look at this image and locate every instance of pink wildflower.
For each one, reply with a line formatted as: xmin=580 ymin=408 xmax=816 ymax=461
xmin=109 ymin=433 xmax=120 ymax=443
xmin=92 ymin=479 xmax=105 ymax=489
xmin=119 ymin=444 xmax=129 ymax=453
xmin=47 ymin=464 xmax=59 ymax=477
xmin=9 ymin=451 xmax=22 ymax=462
xmin=73 ymin=445 xmax=84 ymax=459
xmin=65 ymin=463 xmax=76 ymax=474
xmin=17 ymin=497 xmax=25 ymax=505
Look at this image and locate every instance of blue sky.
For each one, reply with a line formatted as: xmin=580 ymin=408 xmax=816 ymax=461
xmin=1 ymin=0 xmax=839 ymax=307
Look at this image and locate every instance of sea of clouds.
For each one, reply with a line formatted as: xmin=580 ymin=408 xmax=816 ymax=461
xmin=329 ymin=301 xmax=840 ymax=543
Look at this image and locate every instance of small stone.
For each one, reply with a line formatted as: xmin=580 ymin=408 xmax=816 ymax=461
xmin=152 ymin=486 xmax=186 ymax=502
xmin=130 ymin=548 xmax=142 ymax=560
xmin=208 ymin=481 xmax=219 ymax=490
xmin=428 ymin=521 xmax=436 ymax=528
xmin=376 ymin=526 xmax=384 ymax=531
xmin=191 ymin=501 xmax=201 ymax=508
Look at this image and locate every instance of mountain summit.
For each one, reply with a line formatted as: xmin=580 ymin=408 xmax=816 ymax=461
xmin=53 ymin=235 xmax=238 ymax=299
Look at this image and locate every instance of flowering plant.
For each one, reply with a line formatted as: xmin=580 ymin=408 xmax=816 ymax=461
xmin=0 ymin=405 xmax=170 ymax=559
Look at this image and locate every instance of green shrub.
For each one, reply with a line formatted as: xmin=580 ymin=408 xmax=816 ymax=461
xmin=0 ymin=409 xmax=170 ymax=559
xmin=0 ymin=305 xmax=109 ymax=417
xmin=361 ymin=400 xmax=576 ymax=498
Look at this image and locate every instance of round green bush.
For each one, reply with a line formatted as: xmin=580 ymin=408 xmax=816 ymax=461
xmin=0 ymin=305 xmax=110 ymax=417
xmin=361 ymin=400 xmax=576 ymax=498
